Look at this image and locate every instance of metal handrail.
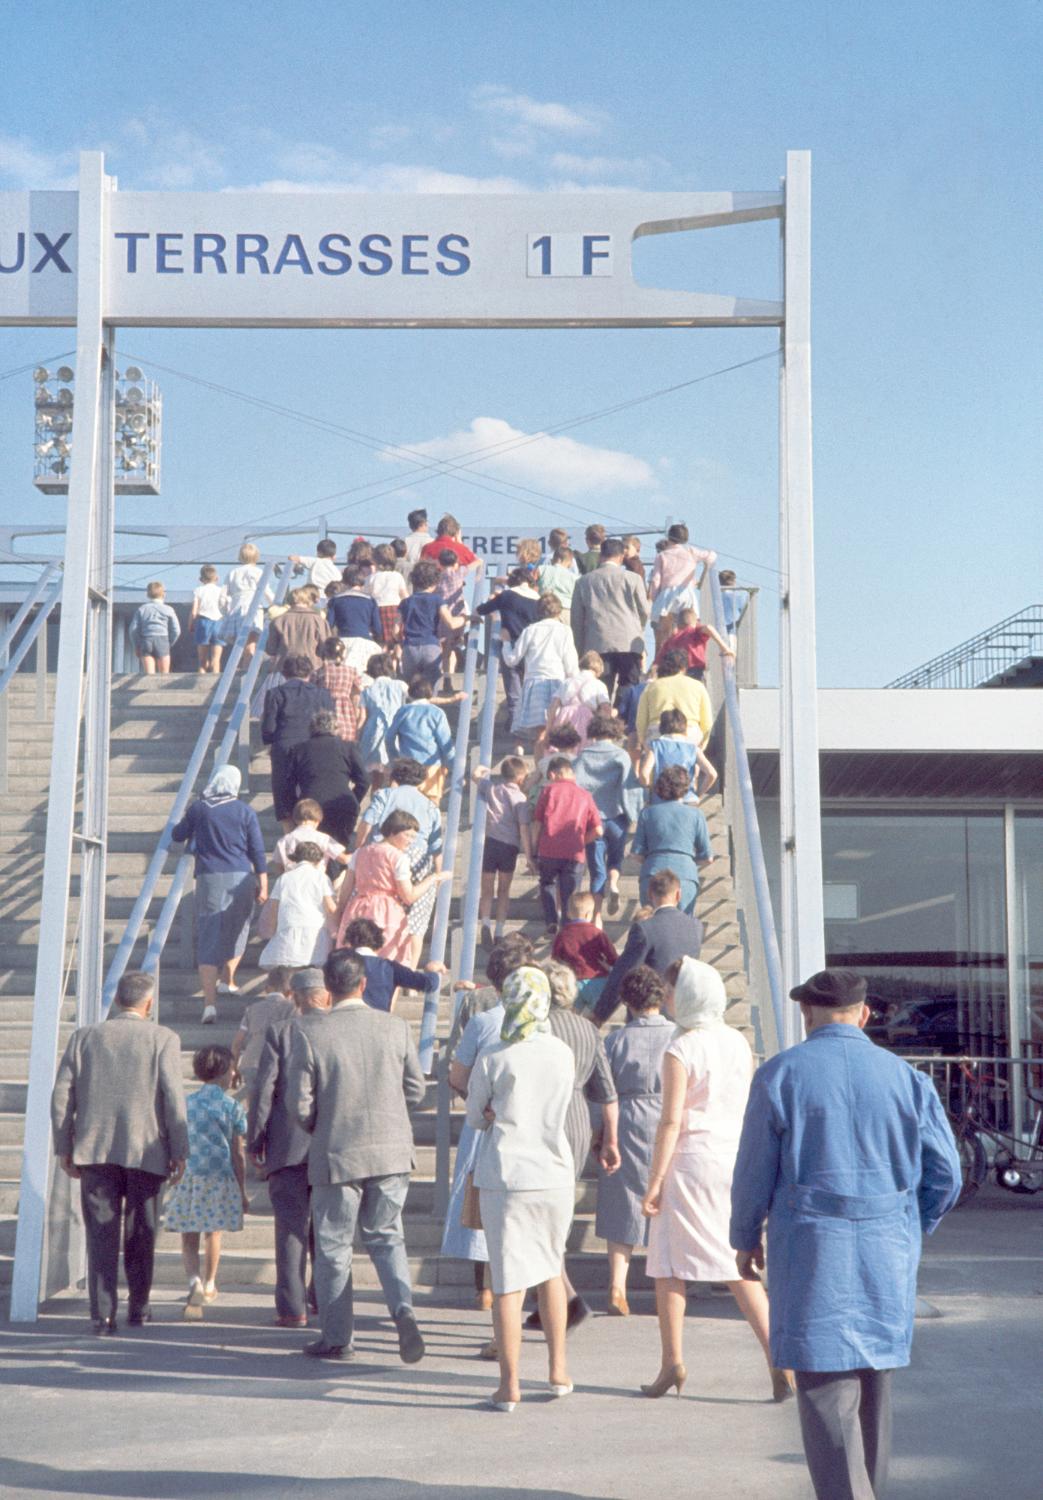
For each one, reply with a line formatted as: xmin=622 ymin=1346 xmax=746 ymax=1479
xmin=0 ymin=572 xmax=63 ymax=696
xmin=100 ymin=562 xmax=283 ymax=1009
xmin=706 ymin=565 xmax=786 ymax=1048
xmin=455 ymin=619 xmax=504 ymax=993
xmin=887 ymin=604 xmax=1043 ymax=689
xmin=418 ymin=573 xmax=487 ymax=1073
xmin=138 ymin=566 xmax=294 ymax=982
xmin=0 ymin=563 xmax=61 ymax=666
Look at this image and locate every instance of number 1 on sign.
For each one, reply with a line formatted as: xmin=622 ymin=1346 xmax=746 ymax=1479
xmin=527 ymin=233 xmax=614 ymax=278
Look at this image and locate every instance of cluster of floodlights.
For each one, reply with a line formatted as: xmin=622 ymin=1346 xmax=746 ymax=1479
xmin=32 ymin=364 xmax=162 ymax=495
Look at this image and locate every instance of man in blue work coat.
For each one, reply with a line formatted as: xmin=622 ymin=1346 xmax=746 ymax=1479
xmin=730 ymin=970 xmax=962 ymax=1500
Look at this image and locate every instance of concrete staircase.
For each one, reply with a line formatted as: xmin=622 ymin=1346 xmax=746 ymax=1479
xmin=1 ymin=665 xmax=758 ymax=1309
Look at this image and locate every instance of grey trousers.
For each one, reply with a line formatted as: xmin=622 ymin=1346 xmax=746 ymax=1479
xmin=267 ymin=1163 xmax=312 ymax=1320
xmin=311 ymin=1173 xmax=413 ymax=1349
xmin=796 ymin=1368 xmax=893 ymax=1500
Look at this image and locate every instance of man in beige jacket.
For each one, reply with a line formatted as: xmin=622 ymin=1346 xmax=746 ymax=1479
xmin=51 ymin=971 xmax=188 ymax=1334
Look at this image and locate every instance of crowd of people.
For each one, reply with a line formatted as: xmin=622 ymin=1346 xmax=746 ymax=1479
xmin=62 ymin=509 xmax=964 ymax=1499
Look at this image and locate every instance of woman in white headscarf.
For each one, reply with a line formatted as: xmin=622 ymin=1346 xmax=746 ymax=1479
xmin=640 ymin=957 xmax=792 ymax=1401
xmin=465 ymin=965 xmax=576 ymax=1411
xmin=172 ymin=763 xmax=267 ymax=1024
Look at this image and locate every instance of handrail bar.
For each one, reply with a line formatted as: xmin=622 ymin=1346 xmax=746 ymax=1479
xmin=0 ymin=575 xmax=63 ymax=696
xmin=454 ymin=619 xmax=503 ymax=998
xmin=887 ymin=603 xmax=1043 ymax=689
xmin=100 ymin=561 xmax=281 ymax=1009
xmin=0 ymin=564 xmax=61 ymax=667
xmin=418 ymin=573 xmax=487 ymax=1073
xmin=139 ymin=566 xmax=294 ymax=980
xmin=706 ymin=564 xmax=786 ymax=1047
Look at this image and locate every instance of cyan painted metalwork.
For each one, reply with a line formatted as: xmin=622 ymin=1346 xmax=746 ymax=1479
xmin=887 ymin=604 xmax=1043 ymax=690
xmin=707 ymin=565 xmax=786 ymax=1047
xmin=418 ymin=574 xmax=486 ymax=1074
xmin=0 ymin=564 xmax=61 ymax=665
xmin=0 ymin=572 xmax=62 ymax=696
xmin=100 ymin=562 xmax=282 ymax=1011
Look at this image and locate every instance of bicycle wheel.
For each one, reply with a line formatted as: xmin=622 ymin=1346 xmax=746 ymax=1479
xmin=956 ymin=1127 xmax=988 ymax=1205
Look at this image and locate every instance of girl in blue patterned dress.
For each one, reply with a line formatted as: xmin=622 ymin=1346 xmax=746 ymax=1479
xmin=165 ymin=1045 xmax=248 ymax=1319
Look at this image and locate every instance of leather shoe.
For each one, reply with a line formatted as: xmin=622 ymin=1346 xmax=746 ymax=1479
xmin=91 ymin=1318 xmax=117 ymax=1336
xmin=607 ymin=1288 xmax=630 ymax=1317
xmin=395 ymin=1310 xmax=425 ymax=1364
xmin=303 ymin=1339 xmax=353 ymax=1361
xmin=565 ymin=1296 xmax=591 ymax=1331
xmin=127 ymin=1308 xmax=152 ymax=1326
xmin=273 ymin=1314 xmax=308 ymax=1328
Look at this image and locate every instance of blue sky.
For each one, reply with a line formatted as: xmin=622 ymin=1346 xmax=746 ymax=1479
xmin=1 ymin=1 xmax=1040 ymax=685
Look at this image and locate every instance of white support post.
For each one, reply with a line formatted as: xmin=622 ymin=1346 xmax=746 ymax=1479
xmin=10 ymin=153 xmax=114 ymax=1320
xmin=778 ymin=150 xmax=825 ymax=1047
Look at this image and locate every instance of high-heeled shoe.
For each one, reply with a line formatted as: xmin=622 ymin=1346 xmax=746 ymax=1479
xmin=607 ymin=1287 xmax=630 ymax=1317
xmin=640 ymin=1363 xmax=687 ymax=1398
xmin=771 ymin=1367 xmax=796 ymax=1402
xmin=547 ymin=1381 xmax=573 ymax=1397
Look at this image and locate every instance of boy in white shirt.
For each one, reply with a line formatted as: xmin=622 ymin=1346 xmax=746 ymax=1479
xmin=190 ymin=564 xmax=226 ymax=674
xmin=289 ymin=537 xmax=340 ymax=591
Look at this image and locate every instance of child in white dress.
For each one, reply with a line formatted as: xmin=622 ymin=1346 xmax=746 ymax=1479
xmin=258 ymin=842 xmax=337 ymax=968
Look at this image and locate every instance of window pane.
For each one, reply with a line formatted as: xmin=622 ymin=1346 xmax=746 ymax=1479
xmin=823 ymin=813 xmax=1007 ymax=1055
xmin=1014 ymin=813 xmax=1043 ymax=1053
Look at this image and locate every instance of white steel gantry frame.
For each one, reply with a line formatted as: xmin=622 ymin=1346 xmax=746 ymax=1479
xmin=8 ymin=149 xmax=823 ymax=1318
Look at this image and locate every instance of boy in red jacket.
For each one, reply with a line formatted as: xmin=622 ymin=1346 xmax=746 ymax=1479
xmin=552 ymin=891 xmax=619 ymax=1010
xmin=532 ymin=757 xmax=602 ymax=935
xmin=655 ymin=607 xmax=734 ymax=680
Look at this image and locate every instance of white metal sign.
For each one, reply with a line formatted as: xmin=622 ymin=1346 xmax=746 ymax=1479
xmin=0 ymin=187 xmax=783 ymax=328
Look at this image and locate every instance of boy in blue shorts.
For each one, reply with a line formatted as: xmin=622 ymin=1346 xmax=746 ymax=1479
xmin=190 ymin=564 xmax=226 ymax=674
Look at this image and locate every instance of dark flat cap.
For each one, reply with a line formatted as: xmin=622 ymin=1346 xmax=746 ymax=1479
xmin=291 ymin=967 xmax=326 ymax=992
xmin=789 ymin=969 xmax=867 ymax=1008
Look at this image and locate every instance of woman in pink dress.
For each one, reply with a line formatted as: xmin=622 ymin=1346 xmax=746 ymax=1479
xmin=641 ymin=957 xmax=793 ymax=1402
xmin=334 ymin=809 xmax=450 ymax=962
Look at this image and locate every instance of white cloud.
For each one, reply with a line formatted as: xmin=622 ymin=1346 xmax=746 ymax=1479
xmin=0 ymin=134 xmax=77 ymax=190
xmin=549 ymin=151 xmax=667 ymax=181
xmin=383 ymin=417 xmax=658 ymax=497
xmin=229 ymin=164 xmax=530 ymax=195
xmin=472 ymin=85 xmax=605 ymax=138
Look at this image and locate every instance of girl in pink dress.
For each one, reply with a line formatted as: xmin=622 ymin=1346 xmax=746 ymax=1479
xmin=641 ymin=958 xmax=792 ymax=1402
xmin=334 ymin=809 xmax=450 ymax=962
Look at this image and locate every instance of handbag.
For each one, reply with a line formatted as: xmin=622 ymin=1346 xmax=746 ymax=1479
xmin=461 ymin=1172 xmax=483 ymax=1231
xmin=255 ymin=896 xmax=278 ymax=941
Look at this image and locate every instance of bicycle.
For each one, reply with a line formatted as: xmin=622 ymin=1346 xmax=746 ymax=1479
xmin=947 ymin=1060 xmax=1043 ymax=1202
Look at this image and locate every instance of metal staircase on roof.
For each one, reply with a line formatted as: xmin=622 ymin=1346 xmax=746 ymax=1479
xmin=886 ymin=605 xmax=1043 ymax=690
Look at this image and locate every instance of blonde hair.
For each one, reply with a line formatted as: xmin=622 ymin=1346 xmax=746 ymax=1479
xmin=146 ymin=580 xmax=164 ymax=599
xmin=238 ymin=541 xmax=260 ymax=564
xmin=516 ymin=537 xmax=541 ymax=565
xmin=567 ymin=891 xmax=595 ymax=921
xmin=579 ymin=651 xmax=604 ymax=677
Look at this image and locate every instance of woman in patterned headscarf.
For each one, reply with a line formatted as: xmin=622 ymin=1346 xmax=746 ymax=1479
xmin=465 ymin=966 xmax=576 ymax=1411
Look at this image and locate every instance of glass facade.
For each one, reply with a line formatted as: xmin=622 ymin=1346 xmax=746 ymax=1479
xmin=1013 ymin=813 xmax=1043 ymax=1051
xmin=821 ymin=813 xmax=1007 ymax=1055
xmin=756 ymin=800 xmax=1043 ymax=1061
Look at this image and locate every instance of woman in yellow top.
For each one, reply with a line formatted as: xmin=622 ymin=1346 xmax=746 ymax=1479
xmin=635 ymin=650 xmax=714 ymax=747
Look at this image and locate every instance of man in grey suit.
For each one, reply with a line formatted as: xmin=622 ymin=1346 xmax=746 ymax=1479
xmin=569 ymin=536 xmax=650 ymax=699
xmin=248 ymin=966 xmax=331 ymax=1327
xmin=288 ymin=948 xmax=427 ymax=1363
xmin=50 ymin=971 xmax=188 ymax=1333
xmin=589 ymin=868 xmax=704 ymax=1026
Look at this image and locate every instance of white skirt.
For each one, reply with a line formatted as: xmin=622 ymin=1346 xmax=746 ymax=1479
xmin=646 ymin=1146 xmax=739 ymax=1282
xmin=479 ymin=1186 xmax=574 ymax=1295
xmin=651 ymin=582 xmax=700 ymax=622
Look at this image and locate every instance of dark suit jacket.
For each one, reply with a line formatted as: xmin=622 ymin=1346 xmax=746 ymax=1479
xmin=289 ymin=733 xmax=367 ymax=809
xmin=261 ymin=679 xmax=335 ymax=752
xmin=248 ymin=1014 xmax=313 ymax=1172
xmin=592 ymin=904 xmax=705 ymax=1025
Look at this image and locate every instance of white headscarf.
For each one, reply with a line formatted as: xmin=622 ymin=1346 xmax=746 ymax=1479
xmin=672 ymin=957 xmax=727 ymax=1031
xmin=202 ymin=764 xmax=242 ymax=803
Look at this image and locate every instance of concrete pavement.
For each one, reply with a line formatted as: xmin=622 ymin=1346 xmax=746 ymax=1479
xmin=1 ymin=1186 xmax=1041 ymax=1499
